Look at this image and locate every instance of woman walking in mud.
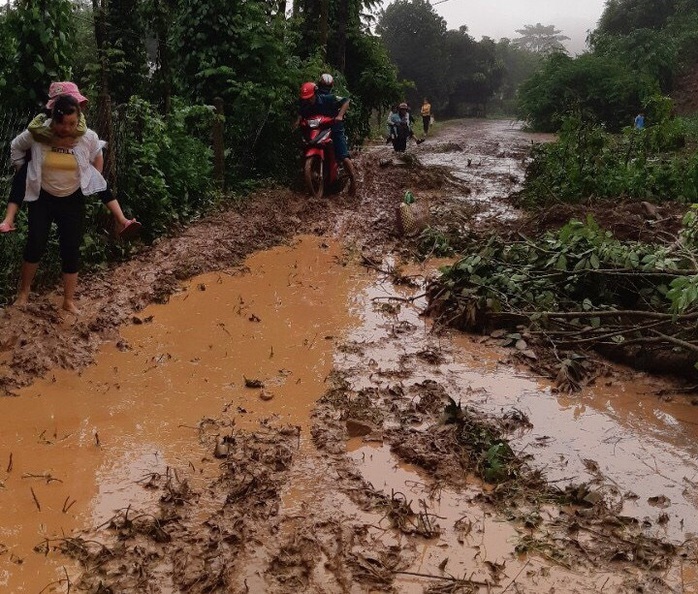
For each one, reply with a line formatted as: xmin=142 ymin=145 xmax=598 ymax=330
xmin=10 ymin=94 xmax=113 ymax=314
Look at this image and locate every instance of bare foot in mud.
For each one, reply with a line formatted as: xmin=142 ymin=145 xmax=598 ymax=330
xmin=14 ymin=292 xmax=29 ymax=308
xmin=62 ymin=300 xmax=80 ymax=315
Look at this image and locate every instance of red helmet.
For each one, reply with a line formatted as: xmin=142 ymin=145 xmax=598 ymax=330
xmin=300 ymin=82 xmax=317 ymax=100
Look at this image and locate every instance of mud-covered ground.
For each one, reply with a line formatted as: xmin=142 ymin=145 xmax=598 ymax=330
xmin=2 ymin=119 xmax=697 ymax=593
xmin=0 ymin=119 xmax=687 ymax=393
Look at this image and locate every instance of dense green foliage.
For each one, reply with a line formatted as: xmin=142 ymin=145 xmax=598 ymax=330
xmin=1 ymin=0 xmax=75 ymax=111
xmin=596 ymin=0 xmax=682 ymax=36
xmin=115 ymin=98 xmax=216 ymax=240
xmin=518 ymin=105 xmax=696 ymax=205
xmin=377 ymin=0 xmax=540 ymax=116
xmin=517 ymin=53 xmax=648 ymax=132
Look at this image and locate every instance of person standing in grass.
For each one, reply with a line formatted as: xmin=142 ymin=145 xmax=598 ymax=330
xmin=634 ymin=112 xmax=645 ymax=130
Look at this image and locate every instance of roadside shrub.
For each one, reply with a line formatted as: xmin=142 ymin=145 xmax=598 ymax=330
xmin=116 ymin=97 xmax=216 ymax=240
xmin=518 ymin=111 xmax=698 ymax=206
xmin=517 ymin=53 xmax=652 ymax=132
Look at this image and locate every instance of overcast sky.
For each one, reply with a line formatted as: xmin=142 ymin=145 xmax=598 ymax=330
xmin=380 ymin=0 xmax=609 ymax=55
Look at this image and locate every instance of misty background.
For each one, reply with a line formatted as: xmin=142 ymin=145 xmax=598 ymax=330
xmin=381 ymin=0 xmax=608 ymax=54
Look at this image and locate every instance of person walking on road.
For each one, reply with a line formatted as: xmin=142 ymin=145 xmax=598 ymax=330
xmin=421 ymin=98 xmax=432 ymax=135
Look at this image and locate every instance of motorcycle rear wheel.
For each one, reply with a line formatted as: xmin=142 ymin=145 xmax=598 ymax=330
xmin=304 ymin=155 xmax=324 ymax=199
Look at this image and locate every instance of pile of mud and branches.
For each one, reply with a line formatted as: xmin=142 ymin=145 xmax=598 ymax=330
xmin=312 ymin=375 xmax=697 ymax=592
xmin=423 ymin=208 xmax=698 ymax=392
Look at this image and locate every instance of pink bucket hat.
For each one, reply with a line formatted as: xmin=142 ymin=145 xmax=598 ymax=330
xmin=46 ymin=81 xmax=88 ymax=109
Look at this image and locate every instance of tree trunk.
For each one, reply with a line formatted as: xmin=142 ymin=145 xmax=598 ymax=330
xmin=154 ymin=0 xmax=172 ymax=114
xmin=336 ymin=0 xmax=349 ymax=72
xmin=92 ymin=0 xmax=116 ymax=191
xmin=319 ymin=0 xmax=329 ymax=56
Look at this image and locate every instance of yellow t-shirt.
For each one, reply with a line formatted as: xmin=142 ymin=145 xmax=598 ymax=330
xmin=41 ymin=145 xmax=80 ymax=197
xmin=421 ymin=102 xmax=431 ymax=117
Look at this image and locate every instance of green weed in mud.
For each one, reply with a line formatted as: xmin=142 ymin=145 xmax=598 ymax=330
xmin=417 ymin=227 xmax=455 ymax=259
xmin=443 ymin=398 xmax=517 ymax=484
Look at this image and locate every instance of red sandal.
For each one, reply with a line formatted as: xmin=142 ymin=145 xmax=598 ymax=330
xmin=119 ymin=219 xmax=142 ymax=241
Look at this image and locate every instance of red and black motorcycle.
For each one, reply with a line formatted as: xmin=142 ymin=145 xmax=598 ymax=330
xmin=300 ymin=115 xmax=355 ymax=199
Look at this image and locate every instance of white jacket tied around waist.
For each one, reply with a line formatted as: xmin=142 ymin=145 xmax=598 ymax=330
xmin=10 ymin=128 xmax=108 ymax=201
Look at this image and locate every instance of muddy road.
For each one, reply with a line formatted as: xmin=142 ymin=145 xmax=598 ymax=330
xmin=1 ymin=119 xmax=697 ymax=593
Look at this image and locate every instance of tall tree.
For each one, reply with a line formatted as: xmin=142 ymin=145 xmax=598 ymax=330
xmin=377 ymin=0 xmax=450 ymax=107
xmin=513 ymin=23 xmax=570 ymax=54
xmin=104 ymin=0 xmax=148 ymax=104
xmin=92 ymin=0 xmax=116 ymax=188
xmin=597 ymin=0 xmax=678 ymax=36
xmin=142 ymin=0 xmax=176 ymax=113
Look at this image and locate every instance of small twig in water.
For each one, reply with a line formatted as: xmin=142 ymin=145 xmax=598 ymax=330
xmin=62 ymin=496 xmax=77 ymax=514
xmin=30 ymin=487 xmax=41 ymax=511
xmin=502 ymin=560 xmax=530 ymax=593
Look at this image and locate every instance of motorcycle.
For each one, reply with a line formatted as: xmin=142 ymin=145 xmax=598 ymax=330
xmin=300 ymin=114 xmax=355 ymax=199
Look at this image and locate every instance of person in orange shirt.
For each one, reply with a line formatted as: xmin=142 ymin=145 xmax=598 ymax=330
xmin=420 ymin=98 xmax=432 ymax=135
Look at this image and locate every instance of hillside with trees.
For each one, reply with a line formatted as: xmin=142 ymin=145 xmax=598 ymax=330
xmin=518 ymin=0 xmax=698 ymax=131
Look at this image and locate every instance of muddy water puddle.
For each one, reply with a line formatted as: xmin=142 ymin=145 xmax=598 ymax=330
xmin=343 ymin=262 xmax=698 ymax=542
xmin=1 ymin=235 xmax=698 ymax=591
xmin=0 ymin=236 xmax=366 ymax=592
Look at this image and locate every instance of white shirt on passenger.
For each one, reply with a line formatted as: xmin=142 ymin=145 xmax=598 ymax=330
xmin=10 ymin=128 xmax=107 ymax=201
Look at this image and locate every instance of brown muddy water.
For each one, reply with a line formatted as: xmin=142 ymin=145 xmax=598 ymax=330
xmin=418 ymin=119 xmax=554 ymax=222
xmin=2 ymin=234 xmax=698 ymax=592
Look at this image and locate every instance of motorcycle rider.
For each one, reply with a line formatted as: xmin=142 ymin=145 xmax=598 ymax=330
xmin=296 ymin=75 xmax=356 ymax=196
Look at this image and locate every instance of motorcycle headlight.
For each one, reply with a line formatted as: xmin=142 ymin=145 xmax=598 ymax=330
xmin=307 ymin=118 xmax=322 ymax=129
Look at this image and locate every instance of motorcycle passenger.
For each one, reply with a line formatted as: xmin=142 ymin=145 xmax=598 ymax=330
xmin=296 ymin=75 xmax=356 ymax=195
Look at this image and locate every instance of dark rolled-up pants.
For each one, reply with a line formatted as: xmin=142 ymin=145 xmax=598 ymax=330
xmin=24 ymin=189 xmax=86 ymax=274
